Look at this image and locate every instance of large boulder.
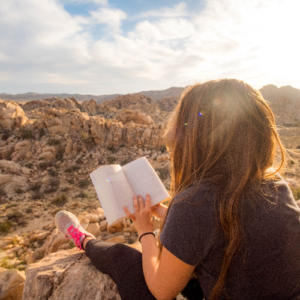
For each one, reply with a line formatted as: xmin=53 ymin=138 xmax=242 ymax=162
xmin=81 ymin=99 xmax=100 ymax=116
xmin=90 ymin=116 xmax=106 ymax=144
xmin=11 ymin=140 xmax=32 ymax=161
xmin=0 ymin=160 xmax=30 ymax=175
xmin=0 ymin=267 xmax=25 ymax=300
xmin=0 ymin=174 xmax=11 ymax=186
xmin=43 ymin=109 xmax=71 ymax=134
xmin=0 ymin=145 xmax=14 ymax=160
xmin=117 ymin=109 xmax=154 ymax=126
xmin=52 ymin=98 xmax=81 ymax=112
xmin=0 ymin=101 xmax=28 ymax=129
xmin=3 ymin=176 xmax=28 ymax=194
xmin=22 ymin=249 xmax=121 ymax=300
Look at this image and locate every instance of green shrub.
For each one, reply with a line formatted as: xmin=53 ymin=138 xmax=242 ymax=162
xmin=107 ymin=146 xmax=116 ymax=153
xmin=7 ymin=211 xmax=23 ymax=224
xmin=76 ymin=158 xmax=83 ymax=164
xmin=160 ymin=146 xmax=167 ymax=153
xmin=51 ymin=194 xmax=67 ymax=206
xmin=44 ymin=178 xmax=60 ymax=194
xmin=65 ymin=164 xmax=80 ymax=173
xmin=107 ymin=156 xmax=116 ymax=164
xmin=1 ymin=129 xmax=10 ymax=141
xmin=68 ymin=240 xmax=75 ymax=248
xmin=81 ymin=132 xmax=95 ymax=148
xmin=0 ymin=257 xmax=14 ymax=268
xmin=38 ymin=161 xmax=53 ymax=170
xmin=68 ymin=179 xmax=74 ymax=185
xmin=121 ymin=158 xmax=130 ymax=166
xmin=15 ymin=188 xmax=24 ymax=194
xmin=0 ymin=220 xmax=13 ymax=234
xmin=48 ymin=169 xmax=58 ymax=177
xmin=26 ymin=207 xmax=33 ymax=213
xmin=48 ymin=139 xmax=60 ymax=146
xmin=30 ymin=182 xmax=42 ymax=191
xmin=78 ymin=179 xmax=90 ymax=189
xmin=32 ymin=191 xmax=42 ymax=199
xmin=291 ymin=187 xmax=300 ymax=200
xmin=156 ymin=167 xmax=170 ymax=181
xmin=77 ymin=190 xmax=88 ymax=198
xmin=0 ymin=188 xmax=7 ymax=197
xmin=55 ymin=147 xmax=64 ymax=161
xmin=288 ymin=160 xmax=296 ymax=167
xmin=38 ymin=128 xmax=45 ymax=138
xmin=20 ymin=129 xmax=35 ymax=140
xmin=25 ymin=163 xmax=33 ymax=169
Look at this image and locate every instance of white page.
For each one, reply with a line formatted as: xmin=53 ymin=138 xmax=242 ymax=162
xmin=90 ymin=165 xmax=134 ymax=224
xmin=106 ymin=167 xmax=135 ymax=219
xmin=122 ymin=157 xmax=170 ymax=206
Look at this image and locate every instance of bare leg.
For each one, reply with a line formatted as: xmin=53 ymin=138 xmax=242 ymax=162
xmin=83 ymin=236 xmax=94 ymax=250
xmin=297 ymin=200 xmax=300 ymax=208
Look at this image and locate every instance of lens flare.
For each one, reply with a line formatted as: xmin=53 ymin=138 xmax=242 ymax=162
xmin=213 ymin=98 xmax=221 ymax=106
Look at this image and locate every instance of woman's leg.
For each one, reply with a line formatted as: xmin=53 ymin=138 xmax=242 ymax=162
xmin=84 ymin=239 xmax=157 ymax=300
xmin=180 ymin=277 xmax=204 ymax=300
xmin=55 ymin=210 xmax=157 ymax=300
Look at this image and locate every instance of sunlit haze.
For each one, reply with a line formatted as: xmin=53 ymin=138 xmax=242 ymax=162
xmin=1 ymin=0 xmax=300 ymax=94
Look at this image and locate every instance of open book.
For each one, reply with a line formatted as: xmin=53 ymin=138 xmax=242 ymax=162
xmin=90 ymin=156 xmax=170 ymax=225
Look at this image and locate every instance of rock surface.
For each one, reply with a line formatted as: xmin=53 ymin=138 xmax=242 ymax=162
xmin=0 ymin=101 xmax=28 ymax=129
xmin=22 ymin=249 xmax=121 ymax=300
xmin=0 ymin=267 xmax=25 ymax=300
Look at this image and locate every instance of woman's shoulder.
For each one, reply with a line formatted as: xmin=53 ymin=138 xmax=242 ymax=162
xmin=170 ymin=181 xmax=216 ymax=215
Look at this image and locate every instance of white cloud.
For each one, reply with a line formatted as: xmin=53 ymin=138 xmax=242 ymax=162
xmin=90 ymin=8 xmax=127 ymax=32
xmin=128 ymin=18 xmax=195 ymax=41
xmin=62 ymin=0 xmax=107 ymax=4
xmin=135 ymin=2 xmax=189 ymax=18
xmin=1 ymin=0 xmax=300 ymax=94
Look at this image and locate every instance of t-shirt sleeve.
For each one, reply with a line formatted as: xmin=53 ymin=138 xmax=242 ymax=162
xmin=160 ymin=189 xmax=216 ymax=266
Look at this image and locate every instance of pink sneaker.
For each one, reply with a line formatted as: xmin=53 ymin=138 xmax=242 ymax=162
xmin=55 ymin=210 xmax=95 ymax=250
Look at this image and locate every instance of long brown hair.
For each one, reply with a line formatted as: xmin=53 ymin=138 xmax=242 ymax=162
xmin=159 ymin=79 xmax=285 ymax=299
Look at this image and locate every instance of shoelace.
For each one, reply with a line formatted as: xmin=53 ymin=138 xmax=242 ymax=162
xmin=65 ymin=225 xmax=85 ymax=251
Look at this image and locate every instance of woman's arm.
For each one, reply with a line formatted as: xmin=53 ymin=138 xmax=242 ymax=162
xmin=141 ymin=234 xmax=195 ymax=300
xmin=124 ymin=195 xmax=195 ymax=300
xmin=152 ymin=203 xmax=168 ymax=220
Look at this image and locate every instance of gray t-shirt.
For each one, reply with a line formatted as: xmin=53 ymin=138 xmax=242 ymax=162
xmin=160 ymin=179 xmax=300 ymax=300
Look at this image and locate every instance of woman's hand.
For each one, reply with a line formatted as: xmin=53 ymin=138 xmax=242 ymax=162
xmin=123 ymin=194 xmax=153 ymax=236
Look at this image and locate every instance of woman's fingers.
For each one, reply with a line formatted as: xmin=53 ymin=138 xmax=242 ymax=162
xmin=145 ymin=194 xmax=151 ymax=210
xmin=133 ymin=195 xmax=139 ymax=214
xmin=123 ymin=206 xmax=135 ymax=220
xmin=138 ymin=195 xmax=144 ymax=209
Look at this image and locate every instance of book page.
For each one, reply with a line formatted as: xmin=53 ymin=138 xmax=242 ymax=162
xmin=90 ymin=165 xmax=134 ymax=224
xmin=122 ymin=157 xmax=170 ymax=206
xmin=106 ymin=167 xmax=135 ymax=219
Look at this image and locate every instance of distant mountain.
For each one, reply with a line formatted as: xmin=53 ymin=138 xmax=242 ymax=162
xmin=259 ymin=85 xmax=300 ymax=102
xmin=259 ymin=84 xmax=300 ymax=127
xmin=2 ymin=84 xmax=300 ymax=106
xmin=135 ymin=87 xmax=185 ymax=101
xmin=0 ymin=92 xmax=121 ymax=103
xmin=0 ymin=87 xmax=185 ymax=103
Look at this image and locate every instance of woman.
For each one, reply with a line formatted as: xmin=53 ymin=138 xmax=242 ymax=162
xmin=56 ymin=79 xmax=300 ymax=300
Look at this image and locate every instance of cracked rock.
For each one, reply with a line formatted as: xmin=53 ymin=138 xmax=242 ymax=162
xmin=22 ymin=249 xmax=121 ymax=300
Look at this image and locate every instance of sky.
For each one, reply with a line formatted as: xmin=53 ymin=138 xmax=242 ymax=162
xmin=1 ymin=0 xmax=300 ymax=95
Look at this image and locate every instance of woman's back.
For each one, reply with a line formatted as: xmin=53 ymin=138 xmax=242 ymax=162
xmin=160 ymin=178 xmax=300 ymax=299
